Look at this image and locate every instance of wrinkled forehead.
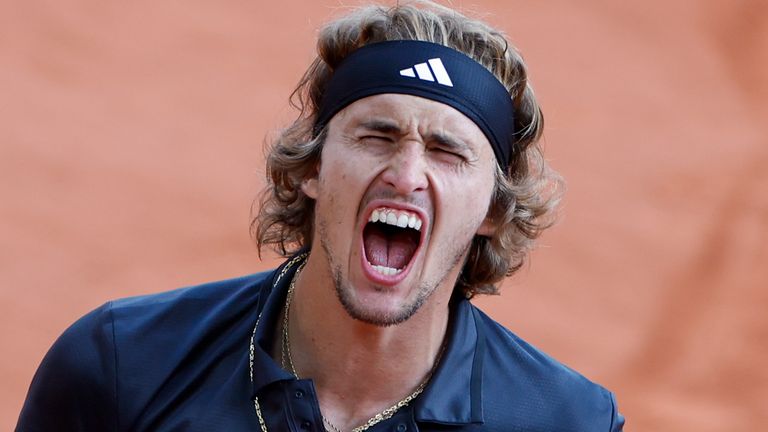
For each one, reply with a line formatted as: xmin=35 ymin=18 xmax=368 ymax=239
xmin=313 ymin=40 xmax=514 ymax=172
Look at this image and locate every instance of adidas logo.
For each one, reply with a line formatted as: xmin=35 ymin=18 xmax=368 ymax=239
xmin=399 ymin=58 xmax=453 ymax=87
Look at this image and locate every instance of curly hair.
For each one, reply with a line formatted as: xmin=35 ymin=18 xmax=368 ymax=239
xmin=253 ymin=1 xmax=562 ymax=297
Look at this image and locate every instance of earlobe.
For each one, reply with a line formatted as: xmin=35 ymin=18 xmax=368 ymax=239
xmin=301 ymin=158 xmax=322 ymax=199
xmin=476 ymin=216 xmax=497 ymax=237
xmin=301 ymin=177 xmax=319 ymax=199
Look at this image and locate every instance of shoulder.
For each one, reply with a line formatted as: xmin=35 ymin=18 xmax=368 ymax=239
xmin=471 ymin=305 xmax=624 ymax=431
xmin=17 ymin=301 xmax=120 ymax=431
xmin=104 ymin=270 xmax=276 ymax=364
xmin=107 ymin=271 xmax=275 ymax=326
xmin=17 ymin=270 xmax=277 ymax=432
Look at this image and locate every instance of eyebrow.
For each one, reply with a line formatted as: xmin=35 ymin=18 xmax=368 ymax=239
xmin=358 ymin=119 xmax=403 ymax=135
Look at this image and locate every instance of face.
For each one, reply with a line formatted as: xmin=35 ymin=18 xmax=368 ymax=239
xmin=302 ymin=94 xmax=497 ymax=326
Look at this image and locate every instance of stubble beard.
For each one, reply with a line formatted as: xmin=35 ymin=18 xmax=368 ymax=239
xmin=318 ymin=219 xmax=471 ymax=327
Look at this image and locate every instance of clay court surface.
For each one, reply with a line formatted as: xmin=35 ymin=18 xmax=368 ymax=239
xmin=2 ymin=1 xmax=767 ymax=430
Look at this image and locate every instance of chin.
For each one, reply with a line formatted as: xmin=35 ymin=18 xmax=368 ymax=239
xmin=332 ymin=270 xmax=433 ymax=327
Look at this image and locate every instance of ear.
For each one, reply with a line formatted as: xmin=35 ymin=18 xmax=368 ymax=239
xmin=301 ymin=155 xmax=323 ymax=199
xmin=301 ymin=176 xmax=319 ymax=199
xmin=476 ymin=216 xmax=497 ymax=237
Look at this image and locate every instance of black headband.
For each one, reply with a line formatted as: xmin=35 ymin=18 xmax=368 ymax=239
xmin=313 ymin=40 xmax=515 ymax=172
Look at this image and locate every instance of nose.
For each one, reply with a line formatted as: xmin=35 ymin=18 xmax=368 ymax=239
xmin=380 ymin=141 xmax=429 ymax=195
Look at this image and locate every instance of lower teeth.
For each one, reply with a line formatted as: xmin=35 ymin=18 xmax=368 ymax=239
xmin=370 ymin=264 xmax=403 ymax=276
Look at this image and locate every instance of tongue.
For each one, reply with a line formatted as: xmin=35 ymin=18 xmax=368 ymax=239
xmin=364 ymin=225 xmax=417 ymax=270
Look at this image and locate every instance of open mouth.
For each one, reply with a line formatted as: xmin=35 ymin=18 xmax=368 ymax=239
xmin=362 ymin=207 xmax=424 ymax=279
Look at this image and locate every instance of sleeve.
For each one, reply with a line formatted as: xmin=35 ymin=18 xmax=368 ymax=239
xmin=16 ymin=302 xmax=119 ymax=432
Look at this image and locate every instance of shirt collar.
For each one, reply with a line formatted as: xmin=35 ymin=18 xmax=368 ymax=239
xmin=249 ymin=253 xmax=307 ymax=397
xmin=414 ymin=295 xmax=486 ymax=425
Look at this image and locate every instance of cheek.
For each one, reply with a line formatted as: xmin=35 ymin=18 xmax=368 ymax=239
xmin=447 ymin=174 xmax=493 ymax=209
xmin=321 ymin=155 xmax=379 ymax=192
xmin=447 ymin=176 xmax=495 ymax=224
xmin=314 ymin=162 xmax=372 ymax=223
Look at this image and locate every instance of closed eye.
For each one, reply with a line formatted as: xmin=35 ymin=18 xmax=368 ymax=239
xmin=361 ymin=135 xmax=393 ymax=142
xmin=427 ymin=132 xmax=475 ymax=163
xmin=429 ymin=145 xmax=467 ymax=163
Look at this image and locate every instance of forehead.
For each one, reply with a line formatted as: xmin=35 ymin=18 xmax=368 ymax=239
xmin=331 ymin=94 xmax=492 ymax=149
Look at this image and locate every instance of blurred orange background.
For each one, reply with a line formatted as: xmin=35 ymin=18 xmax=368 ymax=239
xmin=2 ymin=1 xmax=767 ymax=430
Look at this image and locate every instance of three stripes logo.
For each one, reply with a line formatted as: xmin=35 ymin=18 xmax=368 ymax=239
xmin=399 ymin=58 xmax=454 ymax=87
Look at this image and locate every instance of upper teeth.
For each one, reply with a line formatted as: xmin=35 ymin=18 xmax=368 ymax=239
xmin=369 ymin=207 xmax=423 ymax=231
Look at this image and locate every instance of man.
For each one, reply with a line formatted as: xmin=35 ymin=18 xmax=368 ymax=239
xmin=18 ymin=2 xmax=624 ymax=431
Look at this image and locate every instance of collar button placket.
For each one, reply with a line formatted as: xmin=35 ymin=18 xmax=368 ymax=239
xmin=285 ymin=381 xmax=323 ymax=432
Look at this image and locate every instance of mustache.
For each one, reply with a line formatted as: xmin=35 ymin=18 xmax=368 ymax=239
xmin=360 ymin=188 xmax=432 ymax=213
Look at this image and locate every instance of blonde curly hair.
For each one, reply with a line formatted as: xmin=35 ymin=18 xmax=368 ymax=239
xmin=253 ymin=1 xmax=562 ymax=297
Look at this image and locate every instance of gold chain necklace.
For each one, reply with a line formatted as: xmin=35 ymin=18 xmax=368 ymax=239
xmin=281 ymin=264 xmax=438 ymax=432
xmin=249 ymin=253 xmax=307 ymax=432
xmin=249 ymin=253 xmax=441 ymax=432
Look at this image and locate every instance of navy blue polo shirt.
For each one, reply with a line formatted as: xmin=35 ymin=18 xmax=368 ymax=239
xmin=17 ymin=257 xmax=624 ymax=431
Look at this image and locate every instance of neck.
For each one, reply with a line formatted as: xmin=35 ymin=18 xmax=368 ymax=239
xmin=281 ymin=252 xmax=453 ymax=430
